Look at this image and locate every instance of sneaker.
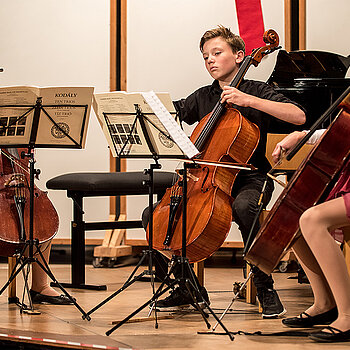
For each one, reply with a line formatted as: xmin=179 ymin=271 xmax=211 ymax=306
xmin=257 ymin=288 xmax=286 ymax=318
xmin=155 ymin=286 xmax=210 ymax=311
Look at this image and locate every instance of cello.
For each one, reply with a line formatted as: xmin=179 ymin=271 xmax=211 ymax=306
xmin=148 ymin=30 xmax=280 ymax=263
xmin=0 ymin=148 xmax=59 ymax=256
xmin=245 ymin=86 xmax=350 ymax=274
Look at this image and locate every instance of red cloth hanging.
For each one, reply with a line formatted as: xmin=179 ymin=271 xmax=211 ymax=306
xmin=235 ymin=0 xmax=265 ymax=55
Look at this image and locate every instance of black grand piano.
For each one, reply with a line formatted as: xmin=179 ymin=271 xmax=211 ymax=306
xmin=267 ymin=50 xmax=350 ymax=133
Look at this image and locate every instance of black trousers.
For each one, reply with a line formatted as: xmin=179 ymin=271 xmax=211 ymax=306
xmin=231 ymin=171 xmax=274 ymax=290
xmin=142 ymin=171 xmax=275 ymax=290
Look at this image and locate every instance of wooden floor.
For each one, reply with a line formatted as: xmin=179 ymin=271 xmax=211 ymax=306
xmin=0 ymin=261 xmax=348 ymax=350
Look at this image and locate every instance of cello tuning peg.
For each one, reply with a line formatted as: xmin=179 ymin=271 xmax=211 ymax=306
xmin=35 ymin=169 xmax=41 ymax=180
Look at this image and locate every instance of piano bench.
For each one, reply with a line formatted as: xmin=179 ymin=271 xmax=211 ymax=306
xmin=46 ymin=171 xmax=176 ymax=290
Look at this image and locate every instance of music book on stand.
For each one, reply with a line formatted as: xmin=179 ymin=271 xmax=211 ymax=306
xmin=93 ymin=90 xmax=199 ymax=159
xmin=0 ymin=85 xmax=93 ymax=148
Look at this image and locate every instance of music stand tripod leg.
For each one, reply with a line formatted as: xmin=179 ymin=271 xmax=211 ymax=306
xmin=84 ymin=161 xmax=165 ymax=324
xmin=19 ymin=260 xmax=41 ymax=315
xmin=0 ymin=246 xmax=40 ymax=314
xmin=30 ymin=144 xmax=90 ymax=317
xmin=84 ymin=251 xmax=153 ymax=319
xmin=106 ymin=257 xmax=185 ymax=335
xmin=211 ymin=269 xmax=254 ymax=333
xmin=179 ymin=162 xmax=234 ymax=341
xmin=105 ymin=162 xmax=234 ymax=340
xmin=167 ymin=255 xmax=234 ymax=340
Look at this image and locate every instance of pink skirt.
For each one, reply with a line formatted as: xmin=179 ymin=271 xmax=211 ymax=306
xmin=326 ymin=158 xmax=350 ymax=218
xmin=325 ymin=158 xmax=350 ymax=242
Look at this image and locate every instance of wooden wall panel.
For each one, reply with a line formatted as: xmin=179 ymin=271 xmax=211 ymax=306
xmin=284 ymin=0 xmax=306 ymax=51
xmin=110 ymin=0 xmax=127 ymax=217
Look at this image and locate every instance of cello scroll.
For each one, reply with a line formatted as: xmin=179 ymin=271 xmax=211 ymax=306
xmin=251 ymin=29 xmax=281 ymax=67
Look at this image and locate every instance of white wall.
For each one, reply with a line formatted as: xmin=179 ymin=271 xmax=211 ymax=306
xmin=307 ymin=0 xmax=349 ymax=58
xmin=1 ymin=0 xmax=348 ymax=242
xmin=0 ymin=0 xmax=110 ymax=239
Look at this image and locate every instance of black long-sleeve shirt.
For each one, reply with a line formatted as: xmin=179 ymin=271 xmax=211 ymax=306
xmin=174 ymin=79 xmax=305 ymax=173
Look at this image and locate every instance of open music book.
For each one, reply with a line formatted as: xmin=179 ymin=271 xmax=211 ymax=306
xmin=0 ymin=85 xmax=93 ymax=148
xmin=93 ymin=90 xmax=199 ymax=158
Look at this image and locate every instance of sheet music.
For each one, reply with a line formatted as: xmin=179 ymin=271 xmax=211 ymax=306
xmin=142 ymin=91 xmax=199 ymax=159
xmin=93 ymin=91 xmax=184 ymax=157
xmin=0 ymin=86 xmax=93 ymax=148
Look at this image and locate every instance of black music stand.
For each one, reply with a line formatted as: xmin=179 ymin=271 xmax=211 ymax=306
xmin=88 ymin=95 xmax=233 ymax=339
xmin=105 ymin=160 xmax=233 ymax=340
xmin=84 ymin=103 xmax=179 ymax=323
xmin=0 ymin=96 xmax=90 ymax=318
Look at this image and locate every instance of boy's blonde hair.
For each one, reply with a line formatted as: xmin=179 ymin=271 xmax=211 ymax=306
xmin=200 ymin=25 xmax=245 ymax=54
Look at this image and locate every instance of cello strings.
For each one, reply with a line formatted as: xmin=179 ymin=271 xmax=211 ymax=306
xmin=194 ymin=57 xmax=252 ymax=150
xmin=8 ymin=148 xmax=27 ymax=201
xmin=194 ymin=103 xmax=224 ymax=151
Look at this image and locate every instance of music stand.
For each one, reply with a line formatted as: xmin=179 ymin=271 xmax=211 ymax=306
xmin=0 ymin=88 xmax=92 ymax=319
xmin=89 ymin=91 xmax=233 ymax=340
xmin=85 ymin=93 xmax=184 ymax=322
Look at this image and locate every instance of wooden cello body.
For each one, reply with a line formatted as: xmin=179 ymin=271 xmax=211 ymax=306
xmin=0 ymin=148 xmax=59 ymax=256
xmin=245 ymin=90 xmax=350 ymax=274
xmin=150 ymin=109 xmax=260 ymax=263
xmin=148 ymin=30 xmax=280 ymax=263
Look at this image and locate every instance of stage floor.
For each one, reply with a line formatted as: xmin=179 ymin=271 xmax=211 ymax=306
xmin=0 ymin=262 xmax=348 ymax=349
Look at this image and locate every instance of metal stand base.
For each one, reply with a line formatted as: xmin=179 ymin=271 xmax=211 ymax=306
xmin=106 ymin=255 xmax=234 ymax=341
xmin=0 ymin=240 xmax=90 ymax=319
xmin=84 ymin=248 xmax=169 ymax=319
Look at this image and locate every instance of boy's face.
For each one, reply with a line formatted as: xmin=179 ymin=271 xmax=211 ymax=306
xmin=202 ymin=37 xmax=244 ymax=84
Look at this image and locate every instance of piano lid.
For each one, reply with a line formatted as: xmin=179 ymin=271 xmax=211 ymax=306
xmin=267 ymin=50 xmax=350 ymax=87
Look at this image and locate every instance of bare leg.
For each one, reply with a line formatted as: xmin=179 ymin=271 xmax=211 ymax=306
xmin=292 ymin=236 xmax=336 ymax=316
xmin=31 ymin=243 xmax=60 ymax=296
xmin=299 ymin=197 xmax=350 ymax=332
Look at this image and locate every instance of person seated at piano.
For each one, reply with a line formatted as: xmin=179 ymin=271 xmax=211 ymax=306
xmin=142 ymin=25 xmax=306 ymax=318
xmin=272 ymin=130 xmax=350 ymax=342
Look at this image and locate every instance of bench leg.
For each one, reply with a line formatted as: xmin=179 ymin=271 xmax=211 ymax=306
xmin=193 ymin=261 xmax=204 ymax=286
xmin=51 ymin=194 xmax=106 ymax=291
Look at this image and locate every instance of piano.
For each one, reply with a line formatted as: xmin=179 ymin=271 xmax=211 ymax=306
xmin=267 ymin=50 xmax=350 ymax=133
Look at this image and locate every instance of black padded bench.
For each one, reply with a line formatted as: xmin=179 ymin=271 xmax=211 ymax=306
xmin=46 ymin=171 xmax=176 ymax=290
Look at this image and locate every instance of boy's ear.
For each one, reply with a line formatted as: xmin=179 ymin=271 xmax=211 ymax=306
xmin=235 ymin=50 xmax=245 ymax=64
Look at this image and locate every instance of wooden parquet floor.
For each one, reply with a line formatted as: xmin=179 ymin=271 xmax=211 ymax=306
xmin=0 ymin=262 xmax=348 ymax=349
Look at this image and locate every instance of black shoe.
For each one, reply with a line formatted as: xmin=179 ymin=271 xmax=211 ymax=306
xmin=258 ymin=288 xmax=286 ymax=318
xmin=282 ymin=307 xmax=338 ymax=328
xmin=309 ymin=326 xmax=350 ymax=342
xmin=29 ymin=290 xmax=75 ymax=305
xmin=155 ymin=286 xmax=210 ymax=311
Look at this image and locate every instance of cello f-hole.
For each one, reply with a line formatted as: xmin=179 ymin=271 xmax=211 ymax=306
xmin=201 ymin=166 xmax=210 ymax=193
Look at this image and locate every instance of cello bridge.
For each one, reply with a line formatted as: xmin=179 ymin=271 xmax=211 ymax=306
xmin=4 ymin=173 xmax=26 ymax=187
